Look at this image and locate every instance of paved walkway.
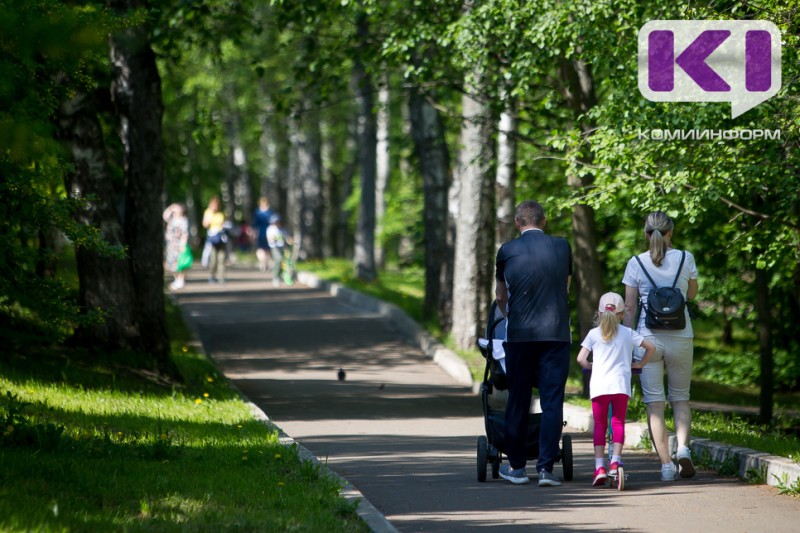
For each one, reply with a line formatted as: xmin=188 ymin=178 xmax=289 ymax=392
xmin=172 ymin=266 xmax=800 ymax=532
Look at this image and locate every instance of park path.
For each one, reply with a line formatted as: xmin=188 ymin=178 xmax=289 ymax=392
xmin=172 ymin=265 xmax=800 ymax=532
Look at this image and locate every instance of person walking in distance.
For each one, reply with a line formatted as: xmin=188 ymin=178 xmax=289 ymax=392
xmin=495 ymin=200 xmax=572 ymax=487
xmin=622 ymin=211 xmax=699 ymax=481
xmin=577 ymin=292 xmax=655 ymax=487
xmin=202 ymin=196 xmax=227 ymax=284
xmin=266 ymin=214 xmax=286 ymax=287
xmin=253 ymin=197 xmax=272 ymax=273
xmin=163 ymin=203 xmax=189 ymax=290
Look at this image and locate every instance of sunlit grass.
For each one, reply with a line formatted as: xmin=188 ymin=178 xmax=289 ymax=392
xmin=0 ymin=301 xmax=368 ymax=532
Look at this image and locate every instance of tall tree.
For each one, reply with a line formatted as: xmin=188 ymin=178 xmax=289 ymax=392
xmin=290 ymin=95 xmax=324 ymax=261
xmin=495 ymin=91 xmax=517 ymax=246
xmin=352 ymin=6 xmax=377 ymax=281
xmin=57 ymin=88 xmax=143 ymax=351
xmin=409 ymin=84 xmax=452 ymax=325
xmin=451 ymin=88 xmax=496 ymax=350
xmin=558 ymin=57 xmax=604 ymax=397
xmin=109 ymin=0 xmax=174 ymax=372
xmin=375 ymin=78 xmax=390 ymax=269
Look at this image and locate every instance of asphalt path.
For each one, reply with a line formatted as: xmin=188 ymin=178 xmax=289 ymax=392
xmin=172 ymin=266 xmax=800 ymax=532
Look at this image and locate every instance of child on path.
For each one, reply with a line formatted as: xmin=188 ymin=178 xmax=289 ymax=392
xmin=163 ymin=203 xmax=190 ymax=290
xmin=266 ymin=214 xmax=287 ymax=287
xmin=577 ymin=292 xmax=656 ymax=487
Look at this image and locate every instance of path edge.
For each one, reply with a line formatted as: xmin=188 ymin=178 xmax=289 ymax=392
xmin=171 ymin=292 xmax=400 ymax=533
xmin=296 ymin=271 xmax=800 ymax=490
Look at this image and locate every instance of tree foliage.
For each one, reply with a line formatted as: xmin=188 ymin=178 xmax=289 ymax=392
xmin=2 ymin=0 xmax=798 ymax=409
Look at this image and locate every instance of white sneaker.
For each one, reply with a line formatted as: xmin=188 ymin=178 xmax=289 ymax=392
xmin=661 ymin=463 xmax=677 ymax=481
xmin=677 ymin=446 xmax=696 ymax=478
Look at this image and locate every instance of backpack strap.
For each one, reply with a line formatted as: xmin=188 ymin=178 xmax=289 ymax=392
xmin=671 ymin=251 xmax=686 ymax=289
xmin=634 ymin=255 xmax=657 ymax=288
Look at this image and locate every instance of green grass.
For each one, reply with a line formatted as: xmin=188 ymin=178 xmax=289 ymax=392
xmin=0 ymin=302 xmax=367 ymax=532
xmin=295 ymin=259 xmax=800 ymax=464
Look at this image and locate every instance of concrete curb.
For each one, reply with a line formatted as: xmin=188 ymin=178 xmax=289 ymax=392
xmin=296 ymin=271 xmax=473 ymax=386
xmin=298 ymin=271 xmax=800 ymax=492
xmin=247 ymin=403 xmax=400 ymax=533
xmin=173 ymin=292 xmax=399 ymax=533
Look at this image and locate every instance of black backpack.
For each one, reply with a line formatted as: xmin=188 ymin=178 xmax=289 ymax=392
xmin=634 ymin=251 xmax=686 ymax=330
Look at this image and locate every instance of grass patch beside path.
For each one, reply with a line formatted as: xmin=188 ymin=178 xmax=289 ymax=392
xmin=297 ymin=260 xmax=800 ymax=464
xmin=0 ymin=301 xmax=367 ymax=532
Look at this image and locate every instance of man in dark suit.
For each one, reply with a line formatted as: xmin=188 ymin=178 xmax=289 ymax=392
xmin=495 ymin=200 xmax=572 ymax=487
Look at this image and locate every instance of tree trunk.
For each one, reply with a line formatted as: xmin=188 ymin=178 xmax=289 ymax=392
xmin=495 ymin=93 xmax=517 ymax=247
xmin=274 ymin=113 xmax=291 ymax=217
xmin=409 ymin=88 xmax=451 ymax=324
xmin=257 ymin=86 xmax=281 ymax=209
xmin=109 ymin=11 xmax=175 ymax=375
xmin=323 ymin=125 xmax=357 ymax=258
xmin=559 ymin=57 xmax=604 ymax=397
xmin=375 ymin=78 xmax=390 ymax=269
xmin=287 ymin=113 xmax=302 ymax=242
xmin=224 ymin=94 xmax=252 ymax=225
xmin=57 ymin=88 xmax=143 ymax=351
xmin=352 ymin=9 xmax=377 ymax=282
xmin=298 ymin=96 xmax=324 ymax=260
xmin=451 ymin=89 xmax=495 ymax=350
xmin=755 ymin=266 xmax=774 ymax=424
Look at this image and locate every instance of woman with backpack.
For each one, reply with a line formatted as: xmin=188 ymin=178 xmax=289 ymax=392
xmin=622 ymin=211 xmax=699 ymax=482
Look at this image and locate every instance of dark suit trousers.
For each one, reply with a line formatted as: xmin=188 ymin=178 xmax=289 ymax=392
xmin=503 ymin=340 xmax=571 ymax=473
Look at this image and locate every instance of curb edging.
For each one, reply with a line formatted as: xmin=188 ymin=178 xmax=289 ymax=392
xmin=247 ymin=403 xmax=400 ymax=533
xmin=297 ymin=271 xmax=800 ymax=492
xmin=296 ymin=271 xmax=473 ymax=386
xmin=172 ymin=291 xmax=400 ymax=533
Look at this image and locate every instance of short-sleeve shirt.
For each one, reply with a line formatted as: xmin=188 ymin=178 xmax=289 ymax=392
xmin=622 ymin=248 xmax=698 ymax=338
xmin=266 ymin=224 xmax=285 ymax=249
xmin=495 ymin=229 xmax=572 ymax=343
xmin=253 ymin=207 xmax=272 ymax=249
xmin=581 ymin=325 xmax=644 ymax=398
xmin=205 ymin=210 xmax=225 ymax=234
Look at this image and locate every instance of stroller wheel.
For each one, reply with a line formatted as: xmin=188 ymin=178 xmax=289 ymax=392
xmin=491 ymin=457 xmax=500 ymax=479
xmin=561 ymin=434 xmax=574 ymax=481
xmin=477 ymin=436 xmax=488 ymax=482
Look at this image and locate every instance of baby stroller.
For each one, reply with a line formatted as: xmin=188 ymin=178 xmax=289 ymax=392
xmin=475 ymin=301 xmax=574 ymax=482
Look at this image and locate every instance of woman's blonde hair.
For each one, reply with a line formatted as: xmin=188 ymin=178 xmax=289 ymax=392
xmin=598 ymin=310 xmax=620 ymax=341
xmin=645 ymin=211 xmax=674 ymax=267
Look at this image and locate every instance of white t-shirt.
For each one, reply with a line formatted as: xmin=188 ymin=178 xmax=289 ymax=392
xmin=581 ymin=325 xmax=645 ymax=399
xmin=622 ymin=248 xmax=698 ymax=338
xmin=266 ymin=224 xmax=285 ymax=248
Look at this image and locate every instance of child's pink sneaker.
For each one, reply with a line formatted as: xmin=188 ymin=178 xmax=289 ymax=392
xmin=592 ymin=467 xmax=608 ymax=487
xmin=609 ymin=461 xmax=620 ymax=476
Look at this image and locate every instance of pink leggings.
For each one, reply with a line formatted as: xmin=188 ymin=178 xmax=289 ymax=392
xmin=592 ymin=394 xmax=629 ymax=447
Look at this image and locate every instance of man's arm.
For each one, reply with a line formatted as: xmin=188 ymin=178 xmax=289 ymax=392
xmin=495 ymin=279 xmax=509 ymax=317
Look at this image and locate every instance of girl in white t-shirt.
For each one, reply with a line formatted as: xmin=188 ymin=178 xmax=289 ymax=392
xmin=577 ymin=292 xmax=655 ymax=487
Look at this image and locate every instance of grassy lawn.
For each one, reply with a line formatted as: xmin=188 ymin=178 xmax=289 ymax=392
xmin=0 ymin=302 xmax=367 ymax=532
xmin=298 ymin=259 xmax=800 ymax=464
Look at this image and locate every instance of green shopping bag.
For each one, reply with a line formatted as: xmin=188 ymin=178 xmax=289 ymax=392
xmin=176 ymin=245 xmax=193 ymax=272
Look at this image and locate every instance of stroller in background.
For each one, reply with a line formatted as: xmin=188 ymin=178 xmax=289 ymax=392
xmin=475 ymin=301 xmax=574 ymax=482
